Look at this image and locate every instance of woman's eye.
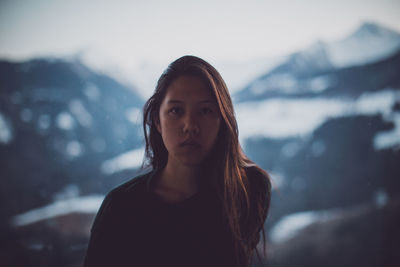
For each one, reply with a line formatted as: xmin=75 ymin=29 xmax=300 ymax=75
xmin=201 ymin=107 xmax=213 ymax=115
xmin=169 ymin=107 xmax=182 ymax=114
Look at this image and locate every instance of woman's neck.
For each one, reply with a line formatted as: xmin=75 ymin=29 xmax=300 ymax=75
xmin=153 ymin=160 xmax=201 ymax=202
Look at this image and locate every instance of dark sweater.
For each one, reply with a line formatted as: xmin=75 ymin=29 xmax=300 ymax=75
xmin=83 ymin=169 xmax=238 ymax=267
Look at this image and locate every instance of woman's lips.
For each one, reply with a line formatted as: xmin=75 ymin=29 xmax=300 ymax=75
xmin=180 ymin=139 xmax=201 ymax=147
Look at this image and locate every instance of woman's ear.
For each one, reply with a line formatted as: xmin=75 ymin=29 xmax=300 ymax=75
xmin=154 ymin=117 xmax=161 ymax=134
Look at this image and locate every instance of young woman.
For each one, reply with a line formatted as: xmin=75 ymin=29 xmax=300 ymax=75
xmin=84 ymin=55 xmax=271 ymax=267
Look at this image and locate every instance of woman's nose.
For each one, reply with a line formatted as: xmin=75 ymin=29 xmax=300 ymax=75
xmin=182 ymin=113 xmax=199 ymax=135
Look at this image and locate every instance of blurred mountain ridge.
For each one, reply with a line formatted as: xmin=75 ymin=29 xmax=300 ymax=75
xmin=1 ymin=20 xmax=400 ymax=267
xmin=0 ymin=57 xmax=145 ymax=220
xmin=234 ymin=21 xmax=400 ymax=267
xmin=234 ymin=22 xmax=400 ymax=102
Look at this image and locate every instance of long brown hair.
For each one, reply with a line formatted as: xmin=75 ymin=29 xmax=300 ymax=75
xmin=142 ymin=55 xmax=271 ymax=267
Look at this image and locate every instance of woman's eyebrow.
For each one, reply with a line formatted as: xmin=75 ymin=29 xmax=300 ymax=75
xmin=166 ymin=100 xmax=216 ymax=104
xmin=198 ymin=100 xmax=216 ymax=104
xmin=167 ymin=100 xmax=184 ymax=104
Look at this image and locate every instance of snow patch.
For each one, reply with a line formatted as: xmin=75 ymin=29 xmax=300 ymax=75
xmin=236 ymin=97 xmax=347 ymax=140
xmin=56 ymin=112 xmax=75 ymax=130
xmin=126 ymin=107 xmax=142 ymax=124
xmin=84 ymin=83 xmax=100 ymax=101
xmin=270 ymin=209 xmax=336 ymax=244
xmin=66 ymin=141 xmax=84 ymax=157
xmin=101 ymin=147 xmax=145 ymax=175
xmin=269 ymin=171 xmax=286 ymax=189
xmin=11 ymin=195 xmax=104 ymax=227
xmin=374 ymin=188 xmax=389 ymax=208
xmin=0 ymin=113 xmax=13 ymax=144
xmin=53 ymin=184 xmax=80 ymax=201
xmin=308 ymin=75 xmax=332 ymax=93
xmin=236 ymin=89 xmax=400 ymax=141
xmin=373 ymin=113 xmax=400 ymax=150
xmin=352 ymin=90 xmax=396 ymax=115
xmin=326 ymin=22 xmax=400 ymax=68
xmin=69 ymin=99 xmax=92 ymax=127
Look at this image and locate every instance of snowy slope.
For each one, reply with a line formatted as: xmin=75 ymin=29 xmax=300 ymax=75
xmin=0 ymin=58 xmax=145 ymax=219
xmin=235 ymin=22 xmax=400 ymax=102
xmin=326 ymin=22 xmax=400 ymax=68
xmin=236 ymin=89 xmax=400 ymax=149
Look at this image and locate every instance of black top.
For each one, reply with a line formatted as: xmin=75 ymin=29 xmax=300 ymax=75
xmin=84 ymin=168 xmax=267 ymax=267
xmin=83 ymin=170 xmax=235 ymax=267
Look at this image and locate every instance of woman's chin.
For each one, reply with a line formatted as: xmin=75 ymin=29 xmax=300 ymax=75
xmin=179 ymin=157 xmax=204 ymax=167
xmin=172 ymin=153 xmax=205 ymax=167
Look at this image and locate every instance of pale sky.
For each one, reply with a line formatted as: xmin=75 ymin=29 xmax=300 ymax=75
xmin=1 ymin=0 xmax=399 ymax=96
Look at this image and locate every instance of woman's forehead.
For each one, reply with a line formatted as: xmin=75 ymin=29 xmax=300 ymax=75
xmin=163 ymin=75 xmax=216 ymax=103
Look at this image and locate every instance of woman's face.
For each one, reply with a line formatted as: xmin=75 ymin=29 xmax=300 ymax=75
xmin=156 ymin=75 xmax=221 ymax=167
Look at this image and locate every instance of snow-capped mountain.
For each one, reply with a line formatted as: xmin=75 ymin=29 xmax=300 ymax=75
xmin=290 ymin=21 xmax=400 ymax=73
xmin=234 ymin=22 xmax=400 ymax=102
xmin=0 ymin=58 xmax=145 ymax=219
xmin=2 ymin=21 xmax=400 ymax=267
xmin=326 ymin=22 xmax=400 ymax=68
xmin=230 ymin=23 xmax=400 ymax=267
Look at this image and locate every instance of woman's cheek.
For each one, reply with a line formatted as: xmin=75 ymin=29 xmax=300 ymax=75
xmin=162 ymin=119 xmax=181 ymax=145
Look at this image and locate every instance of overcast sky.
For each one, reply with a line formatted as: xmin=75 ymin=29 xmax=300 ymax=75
xmin=1 ymin=0 xmax=399 ymax=96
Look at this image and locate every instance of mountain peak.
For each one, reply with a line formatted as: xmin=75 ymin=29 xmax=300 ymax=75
xmin=325 ymin=21 xmax=400 ymax=68
xmin=350 ymin=21 xmax=400 ymax=40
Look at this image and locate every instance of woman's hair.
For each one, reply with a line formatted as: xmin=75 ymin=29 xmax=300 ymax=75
xmin=142 ymin=55 xmax=271 ymax=267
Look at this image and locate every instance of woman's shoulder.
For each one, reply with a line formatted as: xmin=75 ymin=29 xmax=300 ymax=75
xmin=109 ymin=170 xmax=152 ymax=196
xmin=91 ymin=170 xmax=154 ymax=232
xmin=244 ymin=165 xmax=272 ymax=215
xmin=244 ymin=165 xmax=271 ymax=191
xmin=101 ymin=169 xmax=157 ymax=208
